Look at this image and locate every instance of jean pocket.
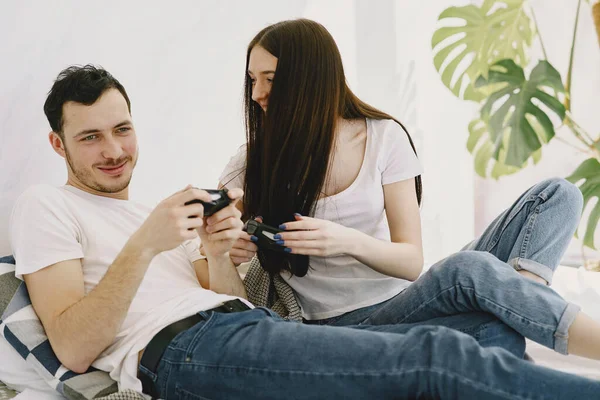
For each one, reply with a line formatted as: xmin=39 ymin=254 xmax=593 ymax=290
xmin=184 ymin=311 xmax=219 ymax=358
xmin=175 ymin=385 xmax=213 ymax=400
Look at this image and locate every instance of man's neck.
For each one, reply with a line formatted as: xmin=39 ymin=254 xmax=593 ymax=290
xmin=66 ymin=178 xmax=129 ymax=200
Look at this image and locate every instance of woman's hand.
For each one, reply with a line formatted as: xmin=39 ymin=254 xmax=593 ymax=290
xmin=276 ymin=214 xmax=358 ymax=257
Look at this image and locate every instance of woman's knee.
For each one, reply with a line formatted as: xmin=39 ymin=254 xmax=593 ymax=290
xmin=540 ymin=178 xmax=583 ymax=218
xmin=430 ymin=251 xmax=502 ymax=283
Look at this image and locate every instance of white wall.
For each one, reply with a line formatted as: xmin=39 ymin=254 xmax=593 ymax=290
xmin=0 ymin=0 xmax=477 ymax=265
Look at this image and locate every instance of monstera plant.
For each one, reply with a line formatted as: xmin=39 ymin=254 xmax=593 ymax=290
xmin=432 ymin=0 xmax=600 ymax=252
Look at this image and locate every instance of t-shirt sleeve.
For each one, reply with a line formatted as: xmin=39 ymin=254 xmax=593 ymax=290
xmin=218 ymin=145 xmax=246 ymax=190
xmin=182 ymin=237 xmax=206 ymax=263
xmin=9 ymin=185 xmax=84 ymax=280
xmin=380 ymin=121 xmax=424 ymax=185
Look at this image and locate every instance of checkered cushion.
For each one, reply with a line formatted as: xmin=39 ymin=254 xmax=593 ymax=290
xmin=0 ymin=256 xmax=146 ymax=400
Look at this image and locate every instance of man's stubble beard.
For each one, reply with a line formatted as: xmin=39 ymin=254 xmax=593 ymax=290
xmin=64 ymin=146 xmax=137 ymax=194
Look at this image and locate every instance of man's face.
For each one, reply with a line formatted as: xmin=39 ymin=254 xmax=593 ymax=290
xmin=59 ymin=89 xmax=138 ymax=196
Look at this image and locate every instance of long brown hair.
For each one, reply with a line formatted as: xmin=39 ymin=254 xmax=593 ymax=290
xmin=242 ymin=19 xmax=422 ymax=277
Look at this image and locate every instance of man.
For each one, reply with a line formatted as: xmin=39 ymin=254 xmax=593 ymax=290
xmin=9 ymin=65 xmax=600 ymax=400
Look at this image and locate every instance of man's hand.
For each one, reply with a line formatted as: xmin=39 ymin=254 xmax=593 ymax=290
xmin=197 ymin=188 xmax=244 ymax=258
xmin=132 ymin=186 xmax=212 ymax=257
xmin=226 ymin=216 xmax=262 ymax=265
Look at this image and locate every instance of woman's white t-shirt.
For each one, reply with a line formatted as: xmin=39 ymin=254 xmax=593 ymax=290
xmin=220 ymin=118 xmax=423 ymax=320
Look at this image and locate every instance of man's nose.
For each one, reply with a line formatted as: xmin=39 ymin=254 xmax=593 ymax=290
xmin=102 ymin=136 xmax=124 ymax=160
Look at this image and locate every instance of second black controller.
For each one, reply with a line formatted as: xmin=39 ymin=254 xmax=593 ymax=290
xmin=243 ymin=219 xmax=287 ymax=252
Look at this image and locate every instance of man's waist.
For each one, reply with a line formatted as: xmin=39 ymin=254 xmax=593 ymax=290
xmin=138 ymin=299 xmax=251 ymax=397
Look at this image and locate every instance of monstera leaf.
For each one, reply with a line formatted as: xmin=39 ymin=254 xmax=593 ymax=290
xmin=473 ymin=59 xmax=565 ymax=168
xmin=467 ymin=118 xmax=542 ymax=178
xmin=567 ymin=158 xmax=600 ymax=249
xmin=432 ymin=0 xmax=534 ymax=101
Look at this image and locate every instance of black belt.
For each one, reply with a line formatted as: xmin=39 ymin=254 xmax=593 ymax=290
xmin=139 ymin=299 xmax=250 ymax=398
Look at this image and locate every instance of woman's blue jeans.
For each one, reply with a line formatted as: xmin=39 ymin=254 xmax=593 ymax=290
xmin=307 ymin=178 xmax=584 ymax=358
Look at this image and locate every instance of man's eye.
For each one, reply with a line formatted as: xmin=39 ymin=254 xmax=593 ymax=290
xmin=118 ymin=127 xmax=131 ymax=133
xmin=267 ymin=78 xmax=273 ymax=83
xmin=82 ymin=135 xmax=97 ymax=141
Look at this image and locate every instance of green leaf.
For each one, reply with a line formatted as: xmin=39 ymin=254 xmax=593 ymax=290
xmin=474 ymin=59 xmax=565 ymax=167
xmin=566 ymin=158 xmax=600 ymax=250
xmin=432 ymin=0 xmax=534 ymax=101
xmin=468 ymin=117 xmax=540 ymax=178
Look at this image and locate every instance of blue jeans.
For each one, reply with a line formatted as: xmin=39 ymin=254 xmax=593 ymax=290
xmin=142 ymin=307 xmax=600 ymax=399
xmin=306 ymin=178 xmax=584 ymax=356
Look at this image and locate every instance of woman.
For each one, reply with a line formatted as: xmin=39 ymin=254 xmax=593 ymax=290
xmin=218 ymin=18 xmax=600 ymax=361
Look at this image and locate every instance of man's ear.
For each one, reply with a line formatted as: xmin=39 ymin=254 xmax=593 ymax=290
xmin=48 ymin=131 xmax=66 ymax=158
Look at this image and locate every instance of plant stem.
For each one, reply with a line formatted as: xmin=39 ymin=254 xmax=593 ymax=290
xmin=565 ymin=111 xmax=596 ymax=143
xmin=530 ymin=8 xmax=549 ymax=60
xmin=553 ymin=135 xmax=592 ymax=153
xmin=565 ymin=0 xmax=583 ymax=111
xmin=594 ymin=2 xmax=600 ymax=47
xmin=563 ymin=113 xmax=597 ymax=158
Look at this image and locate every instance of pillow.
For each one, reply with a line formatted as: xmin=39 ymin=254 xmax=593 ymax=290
xmin=0 ymin=256 xmax=146 ymax=400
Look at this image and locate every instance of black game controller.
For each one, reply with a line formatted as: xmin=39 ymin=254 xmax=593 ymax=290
xmin=243 ymin=219 xmax=287 ymax=252
xmin=184 ymin=188 xmax=231 ymax=216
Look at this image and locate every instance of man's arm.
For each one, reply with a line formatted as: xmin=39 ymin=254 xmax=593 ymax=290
xmin=194 ymin=188 xmax=247 ymax=298
xmin=24 ymin=187 xmax=213 ymax=373
xmin=193 ymin=256 xmax=246 ymax=298
xmin=25 ymin=242 xmax=154 ymax=373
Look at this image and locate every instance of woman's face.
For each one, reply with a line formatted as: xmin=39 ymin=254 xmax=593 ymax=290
xmin=248 ymin=45 xmax=278 ymax=112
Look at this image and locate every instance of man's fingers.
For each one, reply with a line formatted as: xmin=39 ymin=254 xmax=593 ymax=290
xmin=232 ymin=257 xmax=251 ymax=266
xmin=230 ymin=247 xmax=256 ymax=259
xmin=233 ymin=236 xmax=258 ymax=252
xmin=173 ymin=188 xmax=213 ymax=207
xmin=206 ymin=204 xmax=241 ymax=225
xmin=227 ymin=188 xmax=244 ymax=202
xmin=208 ymin=229 xmax=242 ymax=242
xmin=183 ymin=216 xmax=204 ymax=230
xmin=180 ymin=203 xmax=205 ymax=219
xmin=205 ymin=217 xmax=241 ymax=234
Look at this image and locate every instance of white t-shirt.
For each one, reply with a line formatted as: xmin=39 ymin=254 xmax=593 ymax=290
xmin=9 ymin=184 xmax=251 ymax=392
xmin=220 ymin=118 xmax=423 ymax=319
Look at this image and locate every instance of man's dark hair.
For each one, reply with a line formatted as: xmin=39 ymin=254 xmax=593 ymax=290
xmin=43 ymin=65 xmax=131 ymax=138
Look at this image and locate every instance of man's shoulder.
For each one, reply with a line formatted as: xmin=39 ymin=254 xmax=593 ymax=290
xmin=15 ymin=184 xmax=70 ymax=210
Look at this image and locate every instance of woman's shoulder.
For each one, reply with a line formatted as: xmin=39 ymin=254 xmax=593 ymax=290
xmin=367 ymin=118 xmax=411 ymax=148
xmin=219 ymin=144 xmax=247 ymax=186
xmin=367 ymin=118 xmax=405 ymax=135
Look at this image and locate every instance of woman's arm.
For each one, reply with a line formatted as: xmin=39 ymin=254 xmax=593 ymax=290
xmin=348 ymin=178 xmax=423 ymax=280
xmin=279 ymin=178 xmax=424 ymax=281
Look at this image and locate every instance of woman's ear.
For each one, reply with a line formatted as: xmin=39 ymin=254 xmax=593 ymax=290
xmin=48 ymin=131 xmax=66 ymax=158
